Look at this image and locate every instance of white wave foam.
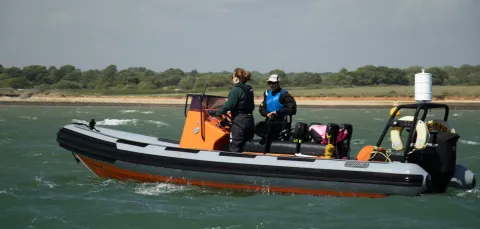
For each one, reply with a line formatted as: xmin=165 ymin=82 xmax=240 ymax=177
xmin=120 ymin=110 xmax=139 ymax=114
xmin=71 ymin=119 xmax=88 ymax=124
xmin=71 ymin=118 xmax=138 ymax=126
xmin=453 ymin=113 xmax=462 ymax=117
xmin=20 ymin=116 xmax=38 ymax=120
xmin=146 ymin=120 xmax=169 ymax=127
xmin=459 ymin=140 xmax=480 ymax=146
xmin=0 ymin=138 xmax=14 ymax=144
xmin=0 ymin=119 xmax=4 ymax=122
xmin=141 ymin=111 xmax=154 ymax=114
xmin=98 ymin=119 xmax=138 ymax=126
xmin=23 ymin=152 xmax=43 ymax=157
xmin=34 ymin=176 xmax=57 ymax=188
xmin=134 ymin=183 xmax=189 ymax=196
xmin=373 ymin=117 xmax=384 ymax=121
xmin=456 ymin=188 xmax=480 ymax=198
xmin=351 ymin=139 xmax=365 ymax=145
xmin=76 ymin=110 xmax=90 ymax=114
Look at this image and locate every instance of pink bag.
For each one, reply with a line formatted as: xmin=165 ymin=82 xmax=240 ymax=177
xmin=309 ymin=125 xmax=349 ymax=144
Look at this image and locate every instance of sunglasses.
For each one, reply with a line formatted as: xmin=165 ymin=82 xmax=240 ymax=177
xmin=267 ymin=82 xmax=277 ymax=85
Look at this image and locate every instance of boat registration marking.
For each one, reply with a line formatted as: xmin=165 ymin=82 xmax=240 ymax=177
xmin=344 ymin=161 xmax=370 ymax=168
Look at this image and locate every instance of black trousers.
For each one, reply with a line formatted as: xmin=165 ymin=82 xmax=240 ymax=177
xmin=264 ymin=115 xmax=289 ymax=140
xmin=230 ymin=113 xmax=254 ymax=152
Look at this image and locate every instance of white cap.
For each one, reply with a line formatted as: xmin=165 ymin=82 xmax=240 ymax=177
xmin=267 ymin=74 xmax=280 ymax=82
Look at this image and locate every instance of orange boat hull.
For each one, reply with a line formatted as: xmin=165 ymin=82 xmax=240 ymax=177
xmin=76 ymin=154 xmax=387 ymax=198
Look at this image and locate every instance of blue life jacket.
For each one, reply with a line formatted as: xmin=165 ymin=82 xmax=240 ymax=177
xmin=266 ymin=89 xmax=287 ymax=113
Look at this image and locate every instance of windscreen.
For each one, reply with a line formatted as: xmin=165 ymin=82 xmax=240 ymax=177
xmin=187 ymin=94 xmax=227 ymax=111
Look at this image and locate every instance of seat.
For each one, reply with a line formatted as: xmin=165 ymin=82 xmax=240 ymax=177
xmin=299 ymin=142 xmax=350 ymax=157
xmin=243 ymin=139 xmax=266 ymax=153
xmin=254 ymin=115 xmax=293 ymax=141
xmin=244 ymin=138 xmax=350 ymax=157
xmin=243 ymin=139 xmax=297 ymax=154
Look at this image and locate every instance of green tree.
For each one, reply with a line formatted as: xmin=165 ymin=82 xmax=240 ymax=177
xmin=154 ymin=68 xmax=185 ymax=88
xmin=62 ymin=70 xmax=82 ymax=82
xmin=8 ymin=77 xmax=31 ymax=89
xmin=426 ymin=67 xmax=447 ymax=85
xmin=22 ymin=65 xmax=48 ymax=83
xmin=81 ymin=70 xmax=99 ymax=88
xmin=98 ymin=65 xmax=117 ymax=89
xmin=4 ymin=67 xmax=23 ymax=78
xmin=53 ymin=80 xmax=81 ymax=89
xmin=179 ymin=76 xmax=196 ymax=89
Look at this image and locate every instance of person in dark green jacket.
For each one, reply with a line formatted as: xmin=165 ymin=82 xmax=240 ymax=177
xmin=209 ymin=68 xmax=255 ymax=152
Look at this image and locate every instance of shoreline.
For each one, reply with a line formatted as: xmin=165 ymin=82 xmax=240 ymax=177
xmin=2 ymin=95 xmax=480 ymax=109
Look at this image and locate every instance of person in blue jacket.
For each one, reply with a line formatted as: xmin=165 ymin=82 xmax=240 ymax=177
xmin=259 ymin=74 xmax=297 ymax=139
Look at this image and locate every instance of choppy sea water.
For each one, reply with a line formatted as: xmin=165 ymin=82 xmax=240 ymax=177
xmin=1 ymin=105 xmax=479 ymax=229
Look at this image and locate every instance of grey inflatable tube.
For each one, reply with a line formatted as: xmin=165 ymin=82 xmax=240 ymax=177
xmin=449 ymin=164 xmax=476 ymax=189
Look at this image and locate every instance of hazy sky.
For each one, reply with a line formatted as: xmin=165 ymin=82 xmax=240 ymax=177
xmin=1 ymin=0 xmax=479 ymax=73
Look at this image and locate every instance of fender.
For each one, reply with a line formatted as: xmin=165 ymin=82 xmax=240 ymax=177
xmin=390 ymin=116 xmax=429 ymax=151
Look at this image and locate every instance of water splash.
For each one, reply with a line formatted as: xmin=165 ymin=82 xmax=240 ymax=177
xmin=72 ymin=118 xmax=138 ymax=126
xmin=134 ymin=183 xmax=191 ymax=196
xmin=120 ymin=109 xmax=138 ymax=114
xmin=455 ymin=188 xmax=480 ymax=199
xmin=34 ymin=176 xmax=57 ymax=188
xmin=146 ymin=120 xmax=169 ymax=127
xmin=98 ymin=119 xmax=138 ymax=126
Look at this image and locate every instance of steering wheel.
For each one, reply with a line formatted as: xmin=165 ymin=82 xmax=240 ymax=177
xmin=219 ymin=113 xmax=232 ymax=128
xmin=207 ymin=109 xmax=232 ymax=128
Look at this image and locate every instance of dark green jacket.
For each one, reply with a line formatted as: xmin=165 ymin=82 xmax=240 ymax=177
xmin=217 ymin=82 xmax=254 ymax=116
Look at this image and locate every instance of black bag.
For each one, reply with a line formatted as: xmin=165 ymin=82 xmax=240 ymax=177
xmin=293 ymin=122 xmax=309 ymax=143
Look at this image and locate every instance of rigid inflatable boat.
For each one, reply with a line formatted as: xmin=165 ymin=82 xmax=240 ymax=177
xmin=56 ymin=93 xmax=476 ymax=198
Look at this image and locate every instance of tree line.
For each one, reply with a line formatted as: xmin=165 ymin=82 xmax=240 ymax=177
xmin=0 ymin=63 xmax=479 ymax=92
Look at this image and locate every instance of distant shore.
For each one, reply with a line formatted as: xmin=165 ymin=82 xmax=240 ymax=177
xmin=1 ymin=95 xmax=480 ymax=109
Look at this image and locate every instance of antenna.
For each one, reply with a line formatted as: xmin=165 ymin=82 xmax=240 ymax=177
xmin=202 ymin=83 xmax=208 ymax=96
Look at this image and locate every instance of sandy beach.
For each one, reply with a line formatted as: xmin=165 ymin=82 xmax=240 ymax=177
xmin=1 ymin=94 xmax=480 ymax=109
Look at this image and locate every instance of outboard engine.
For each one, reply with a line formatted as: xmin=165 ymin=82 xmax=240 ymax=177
xmin=410 ymin=131 xmax=460 ymax=193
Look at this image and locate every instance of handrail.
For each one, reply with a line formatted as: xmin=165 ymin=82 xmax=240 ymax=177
xmin=375 ymin=102 xmax=450 ymax=162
